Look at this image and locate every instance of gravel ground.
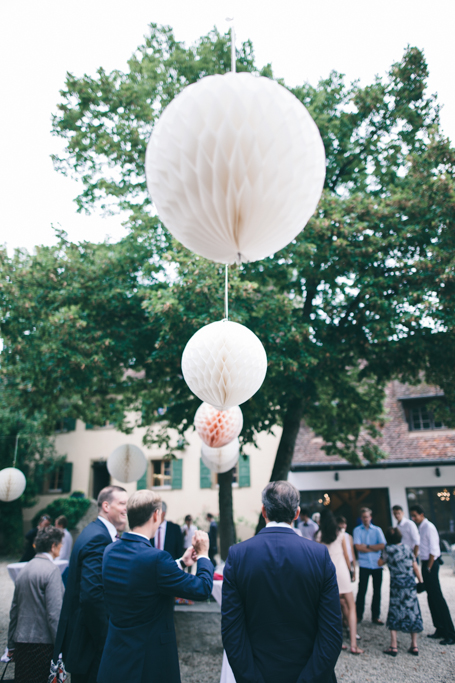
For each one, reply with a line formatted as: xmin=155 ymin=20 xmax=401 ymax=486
xmin=1 ymin=557 xmax=454 ymax=682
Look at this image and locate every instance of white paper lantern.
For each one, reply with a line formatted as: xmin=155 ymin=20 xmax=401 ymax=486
xmin=182 ymin=320 xmax=267 ymax=410
xmin=146 ymin=72 xmax=326 ymax=264
xmin=201 ymin=437 xmax=240 ymax=473
xmin=195 ymin=402 xmax=243 ymax=448
xmin=107 ymin=444 xmax=147 ymax=484
xmin=0 ymin=467 xmax=26 ymax=502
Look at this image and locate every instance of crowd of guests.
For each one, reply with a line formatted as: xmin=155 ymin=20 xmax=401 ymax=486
xmin=5 ymin=488 xmax=454 ymax=682
xmin=299 ymin=503 xmax=455 ymax=656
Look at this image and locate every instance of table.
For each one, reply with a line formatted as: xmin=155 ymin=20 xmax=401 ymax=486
xmin=7 ymin=559 xmax=69 ymax=583
xmin=211 ymin=580 xmax=236 ymax=683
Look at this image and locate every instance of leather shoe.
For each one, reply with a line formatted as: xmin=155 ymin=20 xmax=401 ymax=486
xmin=427 ymin=631 xmax=444 ymax=639
xmin=439 ymin=638 xmax=455 ymax=645
xmin=372 ymin=619 xmax=384 ymax=625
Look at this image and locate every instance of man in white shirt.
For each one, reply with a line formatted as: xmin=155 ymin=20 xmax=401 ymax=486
xmin=392 ymin=505 xmax=419 ymax=557
xmin=410 ymin=505 xmax=455 ymax=645
xmin=297 ymin=507 xmax=319 ymax=540
xmin=55 ymin=515 xmax=73 ymax=561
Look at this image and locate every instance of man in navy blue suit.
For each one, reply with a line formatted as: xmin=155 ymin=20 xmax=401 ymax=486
xmin=150 ymin=500 xmax=184 ymax=559
xmin=222 ymin=481 xmax=342 ymax=683
xmin=98 ymin=489 xmax=214 ymax=683
xmin=53 ymin=485 xmax=128 ymax=683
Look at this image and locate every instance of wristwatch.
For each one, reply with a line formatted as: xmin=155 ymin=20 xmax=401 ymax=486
xmin=366 ymin=544 xmax=370 ymax=550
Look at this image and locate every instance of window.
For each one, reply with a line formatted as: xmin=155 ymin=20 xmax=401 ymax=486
xmin=55 ymin=417 xmax=76 ymax=433
xmin=152 ymin=460 xmax=172 ymax=488
xmin=402 ymin=399 xmax=446 ymax=431
xmin=41 ymin=463 xmax=73 ymax=494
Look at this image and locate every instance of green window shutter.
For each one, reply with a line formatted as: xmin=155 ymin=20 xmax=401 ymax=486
xmin=172 ymin=459 xmax=183 ymax=490
xmin=200 ymin=458 xmax=212 ymax=489
xmin=62 ymin=462 xmax=73 ymax=493
xmin=137 ymin=463 xmax=148 ymax=490
xmin=238 ymin=455 xmax=250 ymax=488
xmin=85 ymin=423 xmax=93 ymax=430
xmin=64 ymin=418 xmax=76 ymax=432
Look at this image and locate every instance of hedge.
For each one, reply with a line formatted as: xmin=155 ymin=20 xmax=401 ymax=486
xmin=32 ymin=497 xmax=91 ymax=530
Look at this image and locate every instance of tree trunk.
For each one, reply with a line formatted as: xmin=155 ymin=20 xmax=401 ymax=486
xmin=255 ymin=397 xmax=304 ymax=534
xmin=218 ymin=468 xmax=236 ymax=560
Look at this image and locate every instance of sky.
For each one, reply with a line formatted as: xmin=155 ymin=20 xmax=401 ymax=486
xmin=1 ymin=0 xmax=454 ymax=254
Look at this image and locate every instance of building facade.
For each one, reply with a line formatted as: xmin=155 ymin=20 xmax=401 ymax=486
xmin=289 ymin=381 xmax=455 ymax=542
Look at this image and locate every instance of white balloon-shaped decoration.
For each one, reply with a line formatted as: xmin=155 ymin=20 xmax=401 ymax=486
xmin=201 ymin=437 xmax=240 ymax=473
xmin=146 ymin=72 xmax=326 ymax=263
xmin=0 ymin=467 xmax=27 ymax=502
xmin=107 ymin=444 xmax=147 ymax=484
xmin=182 ymin=320 xmax=267 ymax=410
xmin=195 ymin=402 xmax=243 ymax=449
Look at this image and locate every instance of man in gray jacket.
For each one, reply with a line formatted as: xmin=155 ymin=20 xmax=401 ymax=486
xmin=8 ymin=526 xmax=65 ymax=682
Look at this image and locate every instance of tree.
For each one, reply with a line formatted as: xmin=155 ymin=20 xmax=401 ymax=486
xmin=2 ymin=26 xmax=455 ymax=552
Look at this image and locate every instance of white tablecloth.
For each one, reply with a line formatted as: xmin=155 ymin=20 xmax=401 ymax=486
xmin=7 ymin=559 xmax=69 ymax=583
xmin=211 ymin=580 xmax=236 ymax=683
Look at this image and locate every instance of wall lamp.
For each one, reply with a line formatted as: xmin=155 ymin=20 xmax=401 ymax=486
xmin=334 ymin=472 xmax=339 ymax=482
xmin=435 ymin=467 xmax=441 ymax=478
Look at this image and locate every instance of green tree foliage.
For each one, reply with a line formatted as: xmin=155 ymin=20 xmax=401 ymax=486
xmin=32 ymin=496 xmax=91 ymax=530
xmin=2 ymin=26 xmax=455 ymax=548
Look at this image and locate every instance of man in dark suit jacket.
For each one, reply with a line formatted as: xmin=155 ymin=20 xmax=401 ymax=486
xmin=20 ymin=514 xmax=51 ymax=562
xmin=222 ymin=481 xmax=342 ymax=683
xmin=53 ymin=485 xmax=128 ymax=683
xmin=98 ymin=489 xmax=214 ymax=683
xmin=150 ymin=500 xmax=183 ymax=559
xmin=206 ymin=513 xmax=218 ymax=566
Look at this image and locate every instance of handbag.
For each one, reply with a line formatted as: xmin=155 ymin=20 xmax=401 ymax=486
xmin=1 ymin=661 xmax=13 ymax=682
xmin=47 ymin=658 xmax=68 ymax=683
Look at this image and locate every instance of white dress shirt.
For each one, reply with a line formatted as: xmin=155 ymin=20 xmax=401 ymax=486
xmin=155 ymin=520 xmax=167 ymax=550
xmin=397 ymin=517 xmax=420 ymax=552
xmin=98 ymin=516 xmax=118 ymax=542
xmin=297 ymin=517 xmax=319 ymax=540
xmin=419 ymin=518 xmax=440 ymax=560
xmin=266 ymin=521 xmax=293 ymax=529
xmin=59 ymin=528 xmax=73 ymax=561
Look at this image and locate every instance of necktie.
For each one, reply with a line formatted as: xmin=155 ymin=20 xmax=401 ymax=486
xmin=115 ymin=533 xmax=121 ymax=540
xmin=157 ymin=528 xmax=161 ymax=550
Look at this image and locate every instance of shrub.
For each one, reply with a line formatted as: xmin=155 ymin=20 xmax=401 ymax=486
xmin=32 ymin=497 xmax=91 ymax=530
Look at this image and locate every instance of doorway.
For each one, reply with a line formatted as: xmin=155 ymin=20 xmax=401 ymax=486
xmin=92 ymin=461 xmax=110 ymax=500
xmin=299 ymin=487 xmax=392 ymax=533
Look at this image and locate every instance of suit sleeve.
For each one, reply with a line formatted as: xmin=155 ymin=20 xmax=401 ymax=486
xmin=297 ymin=548 xmax=342 ymax=683
xmin=156 ymin=552 xmax=213 ymax=600
xmin=45 ymin=568 xmax=65 ymax=643
xmin=221 ymin=548 xmax=266 ymax=683
xmin=79 ymin=534 xmax=111 ymax=645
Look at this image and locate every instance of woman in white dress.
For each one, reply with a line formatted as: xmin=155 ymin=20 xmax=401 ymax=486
xmin=318 ymin=510 xmax=363 ymax=655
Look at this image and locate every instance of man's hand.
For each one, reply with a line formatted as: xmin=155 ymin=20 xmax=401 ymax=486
xmin=192 ymin=530 xmax=210 ymax=557
xmin=182 ymin=546 xmax=196 ymax=567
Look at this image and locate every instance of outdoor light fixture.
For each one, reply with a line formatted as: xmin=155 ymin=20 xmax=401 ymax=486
xmin=435 ymin=467 xmax=441 ymax=477
xmin=201 ymin=437 xmax=240 ymax=473
xmin=0 ymin=467 xmax=26 ymax=502
xmin=146 ymin=73 xmax=325 ymax=264
xmin=107 ymin=444 xmax=147 ymax=483
xmin=334 ymin=472 xmax=339 ymax=481
xmin=194 ymin=402 xmax=243 ymax=449
xmin=437 ymin=489 xmax=450 ymax=502
xmin=182 ymin=320 xmax=267 ymax=410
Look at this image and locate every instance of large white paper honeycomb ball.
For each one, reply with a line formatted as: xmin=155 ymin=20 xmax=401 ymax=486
xmin=107 ymin=444 xmax=147 ymax=484
xmin=194 ymin=402 xmax=243 ymax=448
xmin=0 ymin=467 xmax=27 ymax=502
xmin=182 ymin=320 xmax=267 ymax=410
xmin=201 ymin=437 xmax=240 ymax=473
xmin=146 ymin=72 xmax=326 ymax=263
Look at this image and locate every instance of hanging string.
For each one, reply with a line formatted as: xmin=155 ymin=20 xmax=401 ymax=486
xmin=225 ymin=264 xmax=229 ymax=320
xmin=230 ymin=23 xmax=236 ymax=73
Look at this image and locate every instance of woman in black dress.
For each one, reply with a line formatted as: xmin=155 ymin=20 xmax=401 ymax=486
xmin=378 ymin=526 xmax=424 ymax=656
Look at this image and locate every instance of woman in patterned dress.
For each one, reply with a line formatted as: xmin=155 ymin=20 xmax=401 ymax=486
xmin=379 ymin=526 xmax=424 ymax=656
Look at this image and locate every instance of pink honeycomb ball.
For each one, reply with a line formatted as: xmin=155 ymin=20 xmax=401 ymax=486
xmin=194 ymin=403 xmax=243 ymax=449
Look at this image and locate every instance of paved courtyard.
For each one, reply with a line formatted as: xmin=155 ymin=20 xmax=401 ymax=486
xmin=1 ymin=557 xmax=454 ymax=682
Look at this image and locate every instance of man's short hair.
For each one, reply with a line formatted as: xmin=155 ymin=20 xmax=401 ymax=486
xmin=55 ymin=515 xmax=68 ymax=528
xmin=127 ymin=490 xmax=162 ymax=529
xmin=262 ymin=481 xmax=300 ymax=524
xmin=336 ymin=515 xmax=347 ymax=525
xmin=97 ymin=485 xmax=127 ymax=510
xmin=39 ymin=514 xmax=52 ymax=524
xmin=409 ymin=504 xmax=425 ymax=516
xmin=206 ymin=513 xmax=214 ymax=520
xmin=35 ymin=526 xmax=64 ymax=554
xmin=385 ymin=526 xmax=402 ymax=545
xmin=360 ymin=507 xmax=372 ymax=516
xmin=300 ymin=507 xmax=310 ymax=518
xmin=392 ymin=505 xmax=403 ymax=512
xmin=161 ymin=501 xmax=167 ymax=514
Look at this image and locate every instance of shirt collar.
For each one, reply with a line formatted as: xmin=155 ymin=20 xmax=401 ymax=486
xmin=98 ymin=516 xmax=118 ymax=542
xmin=128 ymin=531 xmax=150 ymax=541
xmin=42 ymin=552 xmax=54 ymax=562
xmin=266 ymin=521 xmax=293 ymax=529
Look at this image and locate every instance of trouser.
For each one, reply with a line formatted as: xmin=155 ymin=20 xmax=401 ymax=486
xmin=422 ymin=559 xmax=455 ymax=638
xmin=209 ymin=549 xmax=217 ymax=567
xmin=71 ymin=651 xmax=103 ymax=683
xmin=356 ymin=567 xmax=383 ymax=621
